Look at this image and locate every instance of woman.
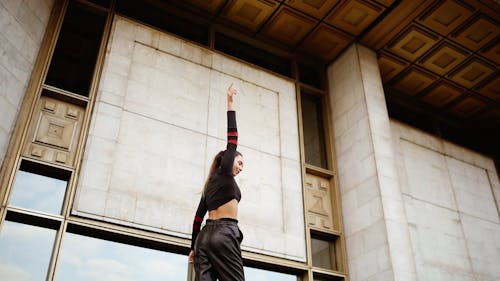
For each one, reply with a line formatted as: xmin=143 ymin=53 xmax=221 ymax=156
xmin=188 ymin=83 xmax=245 ymax=281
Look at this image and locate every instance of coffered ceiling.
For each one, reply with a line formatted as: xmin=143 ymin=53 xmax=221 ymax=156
xmin=152 ymin=0 xmax=499 ymax=159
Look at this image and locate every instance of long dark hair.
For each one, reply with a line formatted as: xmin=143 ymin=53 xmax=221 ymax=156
xmin=202 ymin=150 xmax=242 ymax=195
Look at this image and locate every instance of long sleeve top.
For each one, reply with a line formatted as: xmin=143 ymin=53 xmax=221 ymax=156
xmin=191 ymin=111 xmax=241 ymax=249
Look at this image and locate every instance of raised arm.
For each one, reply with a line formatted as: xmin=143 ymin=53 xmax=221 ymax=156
xmin=220 ymin=84 xmax=238 ymax=174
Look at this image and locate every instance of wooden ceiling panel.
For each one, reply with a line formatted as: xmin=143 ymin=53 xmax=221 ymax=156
xmin=420 ymin=81 xmax=464 ymax=107
xmin=418 ymin=0 xmax=474 ymax=36
xmin=480 ymin=38 xmax=500 ymax=65
xmin=477 ymin=76 xmax=500 ymax=102
xmin=419 ymin=41 xmax=469 ymax=76
xmin=285 ymin=0 xmax=339 ymax=19
xmin=299 ymin=24 xmax=353 ymax=61
xmin=325 ymin=0 xmax=385 ymax=36
xmin=221 ymin=0 xmax=279 ymax=32
xmin=474 ymin=108 xmax=500 ymax=128
xmin=392 ymin=67 xmax=438 ymax=95
xmin=452 ymin=15 xmax=499 ymax=51
xmin=179 ymin=0 xmax=227 ymax=15
xmin=388 ymin=25 xmax=440 ymax=62
xmin=374 ymin=0 xmax=395 ymax=7
xmin=360 ymin=0 xmax=435 ymax=50
xmin=448 ymin=96 xmax=487 ymax=118
xmin=262 ymin=6 xmax=317 ymax=47
xmin=448 ymin=57 xmax=496 ymax=89
xmin=377 ymin=52 xmax=409 ymax=83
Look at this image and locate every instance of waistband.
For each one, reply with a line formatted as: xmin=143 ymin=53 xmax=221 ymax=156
xmin=205 ymin=218 xmax=238 ymax=225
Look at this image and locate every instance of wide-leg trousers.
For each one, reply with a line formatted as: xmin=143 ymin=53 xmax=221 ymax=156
xmin=194 ymin=218 xmax=245 ymax=281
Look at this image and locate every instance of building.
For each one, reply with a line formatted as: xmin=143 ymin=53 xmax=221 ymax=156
xmin=0 ymin=0 xmax=499 ymax=280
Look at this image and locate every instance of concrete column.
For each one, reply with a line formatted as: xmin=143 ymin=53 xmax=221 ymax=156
xmin=327 ymin=43 xmax=417 ymax=281
xmin=0 ymin=0 xmax=55 ymax=165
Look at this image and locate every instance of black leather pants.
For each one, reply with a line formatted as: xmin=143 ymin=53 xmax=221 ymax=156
xmin=194 ymin=218 xmax=244 ymax=281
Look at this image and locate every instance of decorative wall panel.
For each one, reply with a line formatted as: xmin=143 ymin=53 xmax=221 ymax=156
xmin=452 ymin=16 xmax=499 ymax=51
xmin=377 ymin=52 xmax=409 ymax=83
xmin=480 ymin=39 xmax=500 ymax=65
xmin=180 ymin=0 xmax=226 ymax=15
xmin=325 ymin=0 xmax=384 ymax=36
xmin=418 ymin=0 xmax=474 ymax=36
xmin=392 ymin=67 xmax=437 ymax=95
xmin=221 ymin=0 xmax=278 ymax=31
xmin=420 ymin=81 xmax=464 ymax=107
xmin=389 ymin=25 xmax=440 ymax=62
xmin=299 ymin=24 xmax=353 ymax=61
xmin=23 ymin=96 xmax=84 ymax=167
xmin=285 ymin=0 xmax=339 ymax=19
xmin=304 ymin=173 xmax=334 ymax=231
xmin=419 ymin=42 xmax=468 ymax=76
xmin=262 ymin=6 xmax=316 ymax=47
xmin=448 ymin=96 xmax=487 ymax=118
xmin=477 ymin=76 xmax=500 ymax=102
xmin=449 ymin=57 xmax=495 ymax=89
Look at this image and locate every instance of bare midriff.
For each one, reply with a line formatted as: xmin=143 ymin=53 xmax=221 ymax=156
xmin=208 ymin=199 xmax=238 ymax=220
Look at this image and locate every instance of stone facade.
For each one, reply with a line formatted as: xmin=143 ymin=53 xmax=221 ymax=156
xmin=73 ymin=17 xmax=306 ymax=261
xmin=392 ymin=121 xmax=500 ymax=281
xmin=0 ymin=0 xmax=54 ymax=165
xmin=328 ymin=43 xmax=500 ymax=281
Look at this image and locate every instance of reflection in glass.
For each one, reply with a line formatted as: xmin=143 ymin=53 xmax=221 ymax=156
xmin=0 ymin=220 xmax=56 ymax=281
xmin=9 ymin=170 xmax=67 ymax=215
xmin=56 ymin=232 xmax=188 ymax=281
xmin=311 ymin=236 xmax=336 ymax=270
xmin=301 ymin=92 xmax=327 ymax=168
xmin=313 ymin=273 xmax=344 ymax=281
xmin=245 ymin=266 xmax=297 ymax=281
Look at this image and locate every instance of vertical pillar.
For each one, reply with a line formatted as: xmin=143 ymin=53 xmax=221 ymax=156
xmin=327 ymin=43 xmax=417 ymax=281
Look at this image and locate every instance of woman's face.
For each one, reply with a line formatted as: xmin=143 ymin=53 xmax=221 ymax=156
xmin=232 ymin=155 xmax=244 ymax=176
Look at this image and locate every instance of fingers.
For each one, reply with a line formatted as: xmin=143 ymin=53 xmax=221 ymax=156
xmin=227 ymin=83 xmax=237 ymax=96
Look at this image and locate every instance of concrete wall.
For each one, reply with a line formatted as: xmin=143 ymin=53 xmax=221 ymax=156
xmin=73 ymin=16 xmax=306 ymax=261
xmin=328 ymin=43 xmax=500 ymax=281
xmin=392 ymin=120 xmax=500 ymax=281
xmin=328 ymin=43 xmax=416 ymax=281
xmin=0 ymin=0 xmax=54 ymax=165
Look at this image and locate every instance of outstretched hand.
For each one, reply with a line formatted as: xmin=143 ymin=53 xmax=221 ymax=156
xmin=227 ymin=83 xmax=237 ymax=110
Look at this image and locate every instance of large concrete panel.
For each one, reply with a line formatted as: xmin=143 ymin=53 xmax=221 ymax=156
xmin=75 ymin=16 xmax=305 ymax=261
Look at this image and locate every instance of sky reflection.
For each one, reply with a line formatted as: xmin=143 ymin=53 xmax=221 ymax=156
xmin=9 ymin=170 xmax=67 ymax=215
xmin=55 ymin=232 xmax=188 ymax=281
xmin=0 ymin=220 xmax=56 ymax=281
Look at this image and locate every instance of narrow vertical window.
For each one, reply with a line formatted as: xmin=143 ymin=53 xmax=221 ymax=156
xmin=301 ymin=92 xmax=328 ymax=168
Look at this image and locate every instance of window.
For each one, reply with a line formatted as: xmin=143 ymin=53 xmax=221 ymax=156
xmin=0 ymin=217 xmax=58 ymax=280
xmin=301 ymin=91 xmax=328 ymax=168
xmin=245 ymin=266 xmax=299 ymax=281
xmin=45 ymin=1 xmax=106 ymax=96
xmin=55 ymin=229 xmax=188 ymax=281
xmin=313 ymin=272 xmax=344 ymax=281
xmin=8 ymin=161 xmax=70 ymax=215
xmin=311 ymin=232 xmax=341 ymax=271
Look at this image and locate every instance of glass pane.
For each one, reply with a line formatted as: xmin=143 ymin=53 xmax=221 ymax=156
xmin=45 ymin=1 xmax=106 ymax=96
xmin=301 ymin=92 xmax=327 ymax=168
xmin=0 ymin=220 xmax=57 ymax=280
xmin=56 ymin=232 xmax=188 ymax=281
xmin=311 ymin=237 xmax=336 ymax=270
xmin=313 ymin=274 xmax=343 ymax=281
xmin=245 ymin=267 xmax=297 ymax=281
xmin=9 ymin=170 xmax=67 ymax=215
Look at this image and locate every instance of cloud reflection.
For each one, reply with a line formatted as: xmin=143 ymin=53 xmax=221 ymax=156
xmin=55 ymin=232 xmax=187 ymax=281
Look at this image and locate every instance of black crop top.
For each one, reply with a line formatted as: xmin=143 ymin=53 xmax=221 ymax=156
xmin=191 ymin=111 xmax=241 ymax=249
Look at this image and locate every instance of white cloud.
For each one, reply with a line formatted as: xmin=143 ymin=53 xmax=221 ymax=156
xmin=0 ymin=263 xmax=32 ymax=281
